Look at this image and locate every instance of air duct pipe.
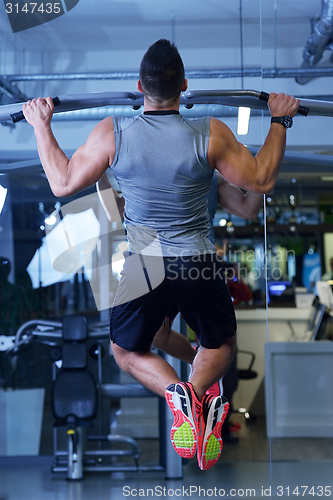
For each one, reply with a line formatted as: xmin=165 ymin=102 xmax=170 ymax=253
xmin=5 ymin=66 xmax=333 ymax=83
xmin=297 ymin=0 xmax=333 ymax=84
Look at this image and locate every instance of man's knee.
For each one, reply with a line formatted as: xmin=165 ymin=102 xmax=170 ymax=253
xmin=220 ymin=332 xmax=237 ymax=368
xmin=111 ymin=341 xmax=133 ymax=372
xmin=224 ymin=332 xmax=237 ymax=353
xmin=152 ymin=317 xmax=171 ymax=349
xmin=111 ymin=341 xmax=151 ymax=374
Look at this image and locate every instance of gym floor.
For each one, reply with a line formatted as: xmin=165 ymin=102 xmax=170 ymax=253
xmin=1 ymin=459 xmax=333 ymax=500
xmin=1 ymin=415 xmax=333 ymax=500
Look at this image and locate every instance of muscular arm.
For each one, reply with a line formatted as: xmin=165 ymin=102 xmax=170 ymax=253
xmin=96 ymin=173 xmax=125 ymax=221
xmin=23 ymin=97 xmax=115 ymax=197
xmin=217 ymin=174 xmax=263 ymax=219
xmin=208 ymin=93 xmax=300 ymax=194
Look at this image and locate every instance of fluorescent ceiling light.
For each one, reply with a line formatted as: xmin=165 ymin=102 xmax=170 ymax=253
xmin=0 ymin=185 xmax=7 ymax=213
xmin=237 ymin=107 xmax=250 ymax=135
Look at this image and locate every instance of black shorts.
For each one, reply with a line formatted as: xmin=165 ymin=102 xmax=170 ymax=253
xmin=110 ymin=253 xmax=237 ymax=352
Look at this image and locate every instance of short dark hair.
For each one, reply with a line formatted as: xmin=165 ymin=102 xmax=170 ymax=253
xmin=139 ymin=39 xmax=185 ymax=101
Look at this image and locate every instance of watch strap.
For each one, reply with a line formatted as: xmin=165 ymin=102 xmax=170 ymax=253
xmin=271 ymin=116 xmax=293 ymax=129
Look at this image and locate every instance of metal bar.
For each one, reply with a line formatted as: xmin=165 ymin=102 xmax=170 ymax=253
xmin=84 ymin=450 xmax=135 ymax=457
xmin=6 ymin=72 xmax=140 ymax=82
xmin=5 ymin=66 xmax=333 ymax=82
xmin=67 ymin=427 xmax=83 ymax=480
xmin=294 ymin=97 xmax=333 ymax=117
xmin=14 ymin=319 xmax=62 ymax=343
xmin=3 ymin=103 xmax=263 ymax=124
xmin=164 ymin=314 xmax=182 ymax=480
xmin=52 ymin=465 xmax=165 ymax=472
xmin=31 ymin=331 xmax=62 ymax=338
xmin=101 ymin=383 xmax=156 ymax=398
xmin=2 ymin=89 xmax=333 ymax=122
xmin=50 ymin=104 xmax=255 ymax=121
xmin=0 ymin=75 xmax=29 ymax=101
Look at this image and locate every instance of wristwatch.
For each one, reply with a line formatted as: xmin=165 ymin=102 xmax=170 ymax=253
xmin=271 ymin=116 xmax=293 ymax=129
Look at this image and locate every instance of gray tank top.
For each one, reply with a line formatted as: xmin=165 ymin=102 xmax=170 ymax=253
xmin=110 ymin=112 xmax=215 ymax=256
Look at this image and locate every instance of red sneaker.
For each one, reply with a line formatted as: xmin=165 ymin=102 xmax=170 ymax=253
xmin=165 ymin=382 xmax=201 ymax=459
xmin=205 ymin=378 xmax=223 ymax=398
xmin=197 ymin=394 xmax=229 ymax=470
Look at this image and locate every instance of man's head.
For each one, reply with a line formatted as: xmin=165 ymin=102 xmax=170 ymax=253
xmin=138 ymin=39 xmax=186 ymax=105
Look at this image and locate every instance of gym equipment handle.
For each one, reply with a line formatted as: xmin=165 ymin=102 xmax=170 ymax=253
xmin=259 ymin=91 xmax=309 ymax=116
xmin=10 ymin=97 xmax=61 ymax=123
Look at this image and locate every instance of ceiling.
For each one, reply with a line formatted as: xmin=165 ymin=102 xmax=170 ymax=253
xmin=0 ymin=0 xmax=325 ymax=52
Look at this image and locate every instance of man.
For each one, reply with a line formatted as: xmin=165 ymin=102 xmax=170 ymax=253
xmin=97 ymin=170 xmax=262 ymax=367
xmin=97 ymin=170 xmax=262 ymax=446
xmin=23 ymin=39 xmax=299 ymax=470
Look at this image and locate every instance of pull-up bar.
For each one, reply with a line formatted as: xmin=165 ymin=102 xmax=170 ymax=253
xmin=2 ymin=89 xmax=330 ymax=123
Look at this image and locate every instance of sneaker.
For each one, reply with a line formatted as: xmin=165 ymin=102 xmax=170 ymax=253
xmin=197 ymin=394 xmax=229 ymax=470
xmin=205 ymin=378 xmax=223 ymax=398
xmin=165 ymin=382 xmax=201 ymax=459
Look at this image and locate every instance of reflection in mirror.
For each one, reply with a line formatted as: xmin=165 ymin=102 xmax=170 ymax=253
xmin=261 ymin=0 xmax=333 ymax=488
xmin=1 ymin=0 xmax=333 ymax=495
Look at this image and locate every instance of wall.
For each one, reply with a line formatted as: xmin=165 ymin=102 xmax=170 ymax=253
xmin=323 ymin=233 xmax=333 ymax=273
